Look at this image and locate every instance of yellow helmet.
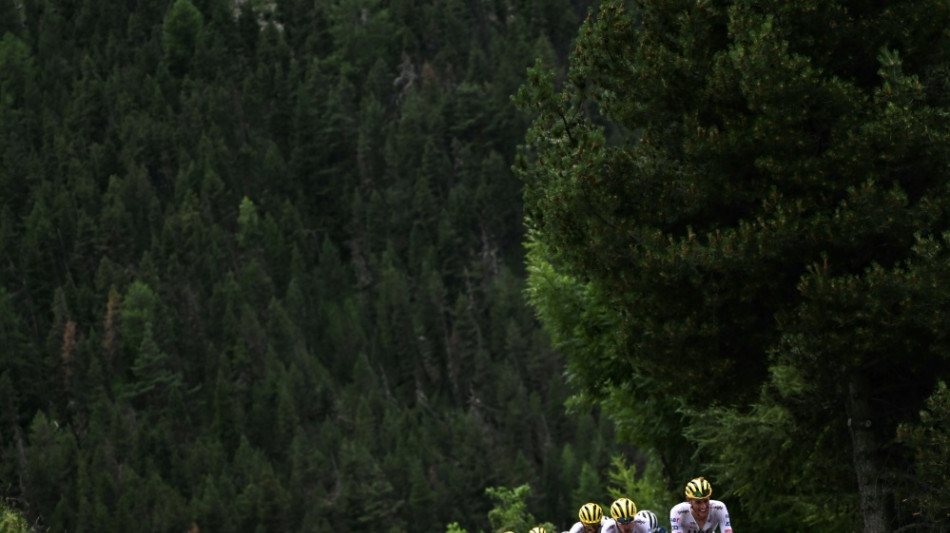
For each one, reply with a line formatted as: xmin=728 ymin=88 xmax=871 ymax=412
xmin=685 ymin=477 xmax=712 ymax=499
xmin=529 ymin=528 xmax=547 ymax=533
xmin=610 ymin=497 xmax=637 ymax=521
xmin=579 ymin=502 xmax=603 ymax=525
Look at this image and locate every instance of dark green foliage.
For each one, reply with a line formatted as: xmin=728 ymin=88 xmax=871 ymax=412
xmin=517 ymin=0 xmax=950 ymax=531
xmin=0 ymin=0 xmax=22 ymax=37
xmin=896 ymin=381 xmax=950 ymax=531
xmin=0 ymin=0 xmax=605 ymax=531
xmin=162 ymin=0 xmax=203 ymax=76
xmin=24 ymin=411 xmax=77 ymax=525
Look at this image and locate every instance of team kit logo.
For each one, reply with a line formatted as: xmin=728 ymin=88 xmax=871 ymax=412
xmin=670 ymin=511 xmax=731 ymax=533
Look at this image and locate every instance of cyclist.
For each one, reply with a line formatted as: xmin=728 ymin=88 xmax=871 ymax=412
xmin=568 ymin=502 xmax=618 ymax=533
xmin=610 ymin=497 xmax=641 ymax=533
xmin=612 ymin=498 xmax=668 ymax=533
xmin=669 ymin=477 xmax=733 ymax=533
xmin=634 ymin=510 xmax=668 ymax=533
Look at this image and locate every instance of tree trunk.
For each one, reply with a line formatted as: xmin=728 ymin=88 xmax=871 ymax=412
xmin=847 ymin=372 xmax=890 ymax=533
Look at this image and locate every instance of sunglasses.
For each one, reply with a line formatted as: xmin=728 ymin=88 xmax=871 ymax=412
xmin=582 ymin=525 xmax=599 ymax=532
xmin=616 ymin=517 xmax=634 ymax=525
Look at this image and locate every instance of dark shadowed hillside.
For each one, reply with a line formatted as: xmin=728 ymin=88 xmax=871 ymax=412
xmin=0 ymin=0 xmax=610 ymax=531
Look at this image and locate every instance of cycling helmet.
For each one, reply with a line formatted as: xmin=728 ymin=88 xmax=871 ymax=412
xmin=636 ymin=510 xmax=658 ymax=532
xmin=610 ymin=498 xmax=637 ymax=521
xmin=579 ymin=502 xmax=604 ymax=525
xmin=529 ymin=528 xmax=546 ymax=533
xmin=685 ymin=477 xmax=712 ymax=499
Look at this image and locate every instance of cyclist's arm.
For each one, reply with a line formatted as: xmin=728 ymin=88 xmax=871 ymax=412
xmin=712 ymin=501 xmax=732 ymax=533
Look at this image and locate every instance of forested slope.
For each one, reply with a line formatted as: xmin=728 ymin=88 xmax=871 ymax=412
xmin=0 ymin=0 xmax=611 ymax=531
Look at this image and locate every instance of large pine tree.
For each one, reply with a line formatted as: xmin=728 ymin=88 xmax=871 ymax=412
xmin=517 ymin=1 xmax=950 ymax=531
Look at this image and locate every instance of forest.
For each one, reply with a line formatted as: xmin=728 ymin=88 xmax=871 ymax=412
xmin=0 ymin=0 xmax=620 ymax=530
xmin=1 ymin=0 xmax=948 ymax=532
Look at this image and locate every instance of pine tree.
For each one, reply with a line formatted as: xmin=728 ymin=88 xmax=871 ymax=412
xmin=126 ymin=322 xmax=182 ymax=413
xmin=24 ymin=411 xmax=78 ymax=524
xmin=0 ymin=289 xmax=41 ymax=419
xmin=896 ymin=381 xmax=950 ymax=530
xmin=516 ymin=1 xmax=950 ymax=530
xmin=162 ymin=0 xmax=204 ymax=77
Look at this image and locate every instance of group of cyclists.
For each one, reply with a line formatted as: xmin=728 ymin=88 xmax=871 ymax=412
xmin=510 ymin=476 xmax=733 ymax=533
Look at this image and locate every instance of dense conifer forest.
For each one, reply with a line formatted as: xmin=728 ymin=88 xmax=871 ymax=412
xmin=0 ymin=0 xmax=617 ymax=531
xmin=4 ymin=0 xmax=950 ymax=532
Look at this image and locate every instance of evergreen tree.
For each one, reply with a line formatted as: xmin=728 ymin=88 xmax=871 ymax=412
xmin=126 ymin=322 xmax=183 ymax=413
xmin=516 ymin=1 xmax=950 ymax=531
xmin=896 ymin=381 xmax=950 ymax=531
xmin=24 ymin=411 xmax=78 ymax=525
xmin=0 ymin=289 xmax=41 ymax=418
xmin=162 ymin=0 xmax=204 ymax=77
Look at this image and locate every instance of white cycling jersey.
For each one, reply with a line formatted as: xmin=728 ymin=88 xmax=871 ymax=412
xmin=568 ymin=517 xmax=619 ymax=533
xmin=669 ymin=500 xmax=732 ymax=533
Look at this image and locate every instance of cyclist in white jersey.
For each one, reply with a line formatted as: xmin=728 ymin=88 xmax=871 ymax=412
xmin=635 ymin=510 xmax=668 ymax=533
xmin=568 ymin=502 xmax=619 ymax=533
xmin=669 ymin=477 xmax=733 ymax=533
